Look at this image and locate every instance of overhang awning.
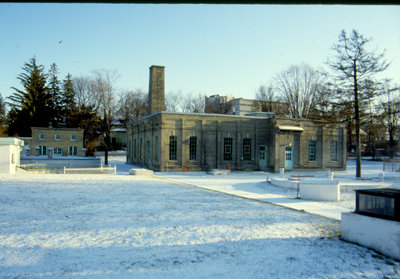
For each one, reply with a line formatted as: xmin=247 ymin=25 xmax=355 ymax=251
xmin=278 ymin=125 xmax=304 ymax=132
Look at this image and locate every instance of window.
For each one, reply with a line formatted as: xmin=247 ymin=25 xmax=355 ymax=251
xmin=146 ymin=140 xmax=150 ymax=161
xmin=155 ymin=136 xmax=159 ymax=161
xmin=189 ymin=136 xmax=197 ymax=161
xmin=243 ymin=138 xmax=252 ymax=161
xmin=68 ymin=146 xmax=78 ymax=156
xmin=55 ymin=134 xmax=61 ymax=141
xmin=224 ymin=137 xmax=233 ymax=161
xmin=39 ymin=134 xmax=45 ymax=140
xmin=54 ymin=148 xmax=63 ymax=156
xmin=330 ymin=141 xmax=338 ymax=161
xmin=70 ymin=135 xmax=77 ymax=141
xmin=285 ymin=146 xmax=292 ymax=161
xmin=169 ymin=136 xmax=177 ymax=160
xmin=38 ymin=146 xmax=47 ymax=156
xmin=309 ymin=140 xmax=316 ymax=161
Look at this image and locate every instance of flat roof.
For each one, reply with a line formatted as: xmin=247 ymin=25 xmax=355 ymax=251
xmin=0 ymin=137 xmax=24 ymax=146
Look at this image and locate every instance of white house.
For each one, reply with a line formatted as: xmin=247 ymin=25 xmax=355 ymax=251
xmin=0 ymin=138 xmax=24 ymax=174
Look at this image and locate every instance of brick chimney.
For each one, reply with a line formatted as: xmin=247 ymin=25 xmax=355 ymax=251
xmin=148 ymin=65 xmax=166 ymax=115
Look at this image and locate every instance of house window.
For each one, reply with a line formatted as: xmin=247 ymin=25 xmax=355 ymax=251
xmin=309 ymin=140 xmax=316 ymax=161
xmin=330 ymin=141 xmax=338 ymax=161
xmin=224 ymin=137 xmax=233 ymax=161
xmin=68 ymin=146 xmax=78 ymax=156
xmin=189 ymin=136 xmax=197 ymax=161
xmin=70 ymin=135 xmax=77 ymax=141
xmin=55 ymin=134 xmax=61 ymax=141
xmin=39 ymin=134 xmax=45 ymax=140
xmin=54 ymin=148 xmax=63 ymax=156
xmin=243 ymin=138 xmax=252 ymax=161
xmin=38 ymin=146 xmax=47 ymax=156
xmin=169 ymin=136 xmax=177 ymax=160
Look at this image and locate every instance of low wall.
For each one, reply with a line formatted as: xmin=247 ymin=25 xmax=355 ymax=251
xmin=21 ymin=157 xmax=101 ymax=168
xmin=341 ymin=212 xmax=400 ymax=260
xmin=300 ymin=180 xmax=340 ymax=201
xmin=270 ymin=177 xmax=299 ymax=189
xmin=270 ymin=177 xmax=340 ymax=201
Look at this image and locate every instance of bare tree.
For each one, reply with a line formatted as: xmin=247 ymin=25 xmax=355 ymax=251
xmin=73 ymin=76 xmax=99 ymax=110
xmin=165 ymin=91 xmax=183 ymax=112
xmin=254 ymin=85 xmax=289 ymax=115
xmin=273 ymin=63 xmax=322 ymax=119
xmin=380 ymin=81 xmax=400 ymax=158
xmin=181 ymin=92 xmax=205 ymax=113
xmin=91 ymin=69 xmax=120 ymax=165
xmin=327 ymin=29 xmax=390 ymax=178
xmin=118 ymin=89 xmax=148 ymax=122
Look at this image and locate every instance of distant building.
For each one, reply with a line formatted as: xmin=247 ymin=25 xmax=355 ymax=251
xmin=110 ymin=119 xmax=127 ymax=149
xmin=204 ymin=95 xmax=289 ymax=116
xmin=127 ymin=66 xmax=347 ymax=172
xmin=21 ymin=127 xmax=85 ymax=157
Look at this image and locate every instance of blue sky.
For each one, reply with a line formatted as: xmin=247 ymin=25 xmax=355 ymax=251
xmin=1 ymin=3 xmax=399 ymax=101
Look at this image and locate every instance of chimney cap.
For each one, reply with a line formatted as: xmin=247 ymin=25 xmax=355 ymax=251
xmin=150 ymin=65 xmax=165 ymax=69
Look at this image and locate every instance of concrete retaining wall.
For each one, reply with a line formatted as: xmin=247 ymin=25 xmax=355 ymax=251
xmin=300 ymin=180 xmax=340 ymax=201
xmin=341 ymin=212 xmax=400 ymax=260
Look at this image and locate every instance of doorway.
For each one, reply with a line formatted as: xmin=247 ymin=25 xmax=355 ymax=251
xmin=259 ymin=145 xmax=267 ymax=169
xmin=285 ymin=146 xmax=293 ymax=169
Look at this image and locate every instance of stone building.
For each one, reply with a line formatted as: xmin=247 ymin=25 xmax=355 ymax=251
xmin=22 ymin=127 xmax=85 ymax=157
xmin=127 ymin=66 xmax=346 ymax=172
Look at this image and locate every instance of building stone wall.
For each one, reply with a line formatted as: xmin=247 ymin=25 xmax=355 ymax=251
xmin=25 ymin=127 xmax=84 ymax=157
xmin=127 ymin=65 xmax=346 ymax=172
xmin=127 ymin=112 xmax=346 ymax=172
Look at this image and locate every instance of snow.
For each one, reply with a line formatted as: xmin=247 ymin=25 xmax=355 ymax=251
xmin=1 ymin=156 xmax=400 ymax=278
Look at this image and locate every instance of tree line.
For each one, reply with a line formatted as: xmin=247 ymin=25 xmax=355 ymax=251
xmin=0 ymin=57 xmax=207 ymax=164
xmin=0 ymin=29 xmax=398 ymax=177
xmin=255 ymin=29 xmax=399 ymax=177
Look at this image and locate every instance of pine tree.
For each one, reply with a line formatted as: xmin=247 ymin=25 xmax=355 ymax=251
xmin=6 ymin=57 xmax=53 ymax=136
xmin=62 ymin=73 xmax=76 ymax=113
xmin=47 ymin=63 xmax=62 ymax=125
xmin=0 ymin=94 xmax=7 ymax=136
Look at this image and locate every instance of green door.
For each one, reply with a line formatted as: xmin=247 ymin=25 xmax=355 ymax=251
xmin=259 ymin=145 xmax=267 ymax=169
xmin=285 ymin=146 xmax=293 ymax=169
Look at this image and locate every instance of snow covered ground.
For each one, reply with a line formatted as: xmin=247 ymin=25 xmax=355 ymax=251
xmin=1 ymin=156 xmax=400 ymax=278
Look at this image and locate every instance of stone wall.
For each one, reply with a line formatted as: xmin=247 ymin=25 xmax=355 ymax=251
xmin=127 ymin=112 xmax=346 ymax=172
xmin=26 ymin=127 xmax=84 ymax=157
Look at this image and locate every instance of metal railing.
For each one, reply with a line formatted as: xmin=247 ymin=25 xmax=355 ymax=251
xmin=383 ymin=159 xmax=400 ymax=172
xmin=63 ymin=165 xmax=116 ymax=175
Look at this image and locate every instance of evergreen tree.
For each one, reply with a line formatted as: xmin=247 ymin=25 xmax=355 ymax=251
xmin=61 ymin=73 xmax=76 ymax=113
xmin=6 ymin=57 xmax=53 ymax=136
xmin=47 ymin=63 xmax=62 ymax=125
xmin=0 ymin=94 xmax=7 ymax=136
